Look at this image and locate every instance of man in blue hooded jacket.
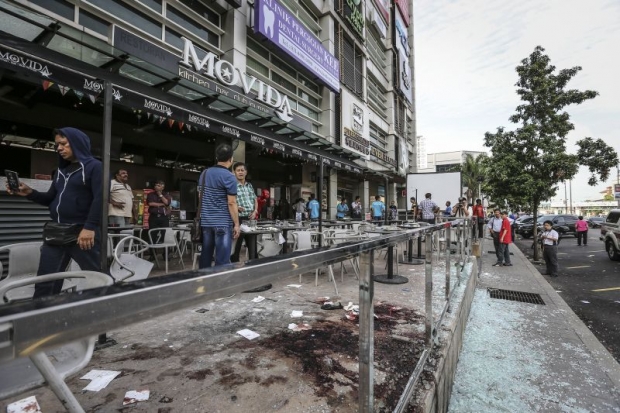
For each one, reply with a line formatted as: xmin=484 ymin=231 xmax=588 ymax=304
xmin=6 ymin=127 xmax=103 ymax=297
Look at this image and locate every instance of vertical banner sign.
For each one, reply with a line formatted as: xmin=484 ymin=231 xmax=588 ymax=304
xmin=372 ymin=0 xmax=390 ymax=23
xmin=399 ymin=138 xmax=409 ymax=175
xmin=394 ymin=10 xmax=413 ymax=103
xmin=395 ymin=0 xmax=411 ymax=26
xmin=341 ymin=89 xmax=370 ymax=160
xmin=254 ymin=0 xmax=340 ymax=93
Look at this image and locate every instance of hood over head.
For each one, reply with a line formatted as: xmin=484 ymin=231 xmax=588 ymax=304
xmin=56 ymin=127 xmax=95 ymax=168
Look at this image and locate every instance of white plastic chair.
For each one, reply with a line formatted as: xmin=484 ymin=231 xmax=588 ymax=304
xmin=292 ymin=231 xmax=337 ymax=294
xmin=110 ymin=236 xmax=154 ymax=282
xmin=0 ymin=242 xmax=42 ymax=301
xmin=148 ymin=228 xmax=185 ymax=274
xmin=0 ymin=271 xmax=113 ymax=412
xmin=257 ymin=236 xmax=283 ymax=258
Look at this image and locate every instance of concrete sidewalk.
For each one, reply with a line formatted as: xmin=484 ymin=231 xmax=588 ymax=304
xmin=449 ymin=238 xmax=620 ymax=412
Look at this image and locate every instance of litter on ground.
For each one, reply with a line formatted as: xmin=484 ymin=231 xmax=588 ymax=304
xmin=7 ymin=396 xmax=41 ymax=413
xmin=123 ymin=389 xmax=150 ymax=405
xmin=251 ymin=296 xmax=265 ymax=303
xmin=237 ymin=329 xmax=260 ymax=340
xmin=290 ymin=310 xmax=303 ymax=318
xmin=80 ymin=369 xmax=122 ymax=391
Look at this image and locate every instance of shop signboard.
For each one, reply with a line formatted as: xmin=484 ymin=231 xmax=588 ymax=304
xmin=394 ymin=10 xmax=413 ymax=104
xmin=341 ymin=89 xmax=370 ymax=160
xmin=399 ymin=138 xmax=410 ymax=175
xmin=340 ymin=0 xmax=365 ymax=38
xmin=254 ymin=0 xmax=340 ymax=93
xmin=368 ymin=2 xmax=387 ymax=39
xmin=370 ymin=146 xmax=396 ymax=167
xmin=395 ymin=0 xmax=411 ymax=26
xmin=372 ymin=0 xmax=389 ymax=23
xmin=112 ymin=27 xmax=305 ymax=127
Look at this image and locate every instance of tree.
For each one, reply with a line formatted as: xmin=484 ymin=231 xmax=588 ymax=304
xmin=461 ymin=153 xmax=487 ymax=202
xmin=483 ymin=46 xmax=618 ymax=261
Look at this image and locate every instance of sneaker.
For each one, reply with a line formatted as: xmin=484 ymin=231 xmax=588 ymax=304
xmin=503 ymin=263 xmax=513 ymax=266
xmin=492 ymin=263 xmax=502 ymax=267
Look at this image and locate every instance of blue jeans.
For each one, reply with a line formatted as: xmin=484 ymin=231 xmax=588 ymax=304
xmin=34 ymin=232 xmax=102 ymax=298
xmin=200 ymin=226 xmax=233 ymax=268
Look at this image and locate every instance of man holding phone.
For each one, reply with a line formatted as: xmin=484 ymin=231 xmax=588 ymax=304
xmin=5 ymin=127 xmax=103 ymax=298
xmin=109 ymin=169 xmax=135 ymax=226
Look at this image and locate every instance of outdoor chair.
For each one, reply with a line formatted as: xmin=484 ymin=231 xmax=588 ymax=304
xmin=0 ymin=242 xmax=42 ymax=301
xmin=110 ymin=235 xmax=154 ymax=282
xmin=257 ymin=236 xmax=282 ymax=258
xmin=292 ymin=231 xmax=338 ymax=295
xmin=147 ymin=228 xmax=185 ymax=274
xmin=0 ymin=271 xmax=113 ymax=413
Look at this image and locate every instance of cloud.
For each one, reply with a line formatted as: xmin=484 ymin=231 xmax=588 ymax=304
xmin=414 ymin=0 xmax=620 ymax=200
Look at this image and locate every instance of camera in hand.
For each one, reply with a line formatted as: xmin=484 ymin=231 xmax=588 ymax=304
xmin=5 ymin=170 xmax=20 ymax=191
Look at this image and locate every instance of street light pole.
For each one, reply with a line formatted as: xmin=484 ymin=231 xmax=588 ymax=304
xmin=569 ymin=180 xmax=573 ymax=214
xmin=564 ymin=181 xmax=568 ymax=214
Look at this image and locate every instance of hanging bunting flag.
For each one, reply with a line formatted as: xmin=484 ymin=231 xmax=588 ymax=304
xmin=186 ymin=124 xmax=192 ymax=132
xmin=146 ymin=112 xmax=151 ymax=120
xmin=152 ymin=114 xmax=159 ymax=122
xmin=73 ymin=90 xmax=84 ymax=101
xmin=168 ymin=119 xmax=175 ymax=128
xmin=158 ymin=117 xmax=165 ymax=125
xmin=42 ymin=80 xmax=54 ymax=91
xmin=88 ymin=94 xmax=97 ymax=104
xmin=58 ymin=85 xmax=70 ymax=96
xmin=177 ymin=121 xmax=184 ymax=131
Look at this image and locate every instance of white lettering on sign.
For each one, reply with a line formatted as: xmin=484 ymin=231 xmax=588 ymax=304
xmin=181 ymin=39 xmax=293 ymax=122
xmin=144 ymin=99 xmax=173 ymax=116
xmin=251 ymin=135 xmax=265 ymax=145
xmin=273 ymin=142 xmax=285 ymax=151
xmin=188 ymin=113 xmax=210 ymax=128
xmin=292 ymin=148 xmax=302 ymax=156
xmin=0 ymin=51 xmax=52 ymax=77
xmin=222 ymin=125 xmax=241 ymax=137
xmin=83 ymin=79 xmax=104 ymax=93
xmin=307 ymin=154 xmax=318 ymax=161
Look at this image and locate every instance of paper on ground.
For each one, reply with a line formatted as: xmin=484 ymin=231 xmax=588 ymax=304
xmin=237 ymin=329 xmax=260 ymax=340
xmin=123 ymin=389 xmax=150 ymax=405
xmin=581 ymin=300 xmax=590 ymax=304
xmin=7 ymin=396 xmax=42 ymax=413
xmin=80 ymin=369 xmax=122 ymax=391
xmin=288 ymin=323 xmax=311 ymax=331
xmin=252 ymin=296 xmax=265 ymax=303
xmin=290 ymin=310 xmax=303 ymax=318
xmin=286 ymin=284 xmax=302 ymax=288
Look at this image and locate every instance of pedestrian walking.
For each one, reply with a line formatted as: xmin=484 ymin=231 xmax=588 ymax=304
xmin=472 ymin=199 xmax=485 ymax=240
xmin=540 ymin=220 xmax=559 ymax=276
xmin=371 ymin=195 xmax=385 ymax=224
xmin=307 ymin=194 xmax=320 ymax=221
xmin=5 ymin=127 xmax=102 ymax=298
xmin=199 ymin=144 xmax=240 ymax=268
xmin=351 ymin=196 xmax=363 ymax=220
xmin=487 ymin=209 xmax=503 ymax=266
xmin=499 ymin=211 xmax=513 ymax=266
xmin=575 ymin=215 xmax=588 ymax=246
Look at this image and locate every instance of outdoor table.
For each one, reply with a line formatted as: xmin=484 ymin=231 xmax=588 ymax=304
xmin=398 ymin=223 xmax=425 ymax=265
xmin=242 ymin=228 xmax=282 ymax=259
xmin=363 ymin=228 xmax=408 ymax=284
xmin=259 ymin=224 xmax=303 ymax=254
xmin=310 ymin=221 xmax=354 ymax=229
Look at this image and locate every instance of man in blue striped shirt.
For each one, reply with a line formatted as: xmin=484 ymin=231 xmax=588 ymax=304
xmin=199 ymin=144 xmax=240 ymax=268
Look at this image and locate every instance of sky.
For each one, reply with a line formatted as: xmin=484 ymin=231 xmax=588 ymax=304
xmin=413 ymin=0 xmax=620 ymax=201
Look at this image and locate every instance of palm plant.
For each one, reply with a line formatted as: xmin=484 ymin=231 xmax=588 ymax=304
xmin=461 ymin=153 xmax=487 ymax=202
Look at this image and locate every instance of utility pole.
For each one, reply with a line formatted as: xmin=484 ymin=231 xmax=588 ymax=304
xmin=564 ymin=181 xmax=568 ymax=214
xmin=569 ymin=180 xmax=573 ymax=214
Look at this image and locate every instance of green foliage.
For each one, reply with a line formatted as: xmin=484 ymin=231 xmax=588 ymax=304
xmin=576 ymin=137 xmax=619 ymax=185
xmin=483 ymin=46 xmax=617 ymax=260
xmin=603 ymin=194 xmax=614 ymax=201
xmin=461 ymin=153 xmax=487 ymax=201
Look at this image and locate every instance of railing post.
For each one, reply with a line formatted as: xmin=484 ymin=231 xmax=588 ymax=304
xmin=359 ymin=249 xmax=375 ymax=413
xmin=445 ymin=225 xmax=451 ymax=301
xmin=425 ymin=232 xmax=433 ymax=347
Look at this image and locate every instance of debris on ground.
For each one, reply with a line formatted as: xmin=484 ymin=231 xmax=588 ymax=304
xmin=237 ymin=329 xmax=260 ymax=340
xmin=7 ymin=396 xmax=41 ymax=413
xmin=80 ymin=369 xmax=122 ymax=391
xmin=290 ymin=310 xmax=303 ymax=318
xmin=288 ymin=323 xmax=312 ymax=331
xmin=122 ymin=389 xmax=150 ymax=405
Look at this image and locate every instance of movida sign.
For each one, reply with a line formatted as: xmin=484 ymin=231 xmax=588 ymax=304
xmin=180 ymin=38 xmax=293 ymax=122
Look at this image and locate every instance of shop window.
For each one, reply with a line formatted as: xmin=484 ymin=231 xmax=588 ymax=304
xmin=167 ymin=5 xmax=219 ymax=48
xmin=164 ymin=27 xmax=184 ymax=50
xmin=299 ymin=74 xmax=319 ymax=94
xmin=369 ymin=123 xmax=387 ymax=150
xmin=137 ymin=0 xmax=162 ymax=13
xmin=29 ymin=0 xmax=74 ymax=21
xmin=87 ymin=0 xmax=161 ymax=38
xmin=297 ymin=103 xmax=319 ymax=121
xmin=79 ymin=9 xmax=109 ymax=36
xmin=177 ymin=0 xmax=220 ymax=26
xmin=279 ymin=0 xmax=320 ymax=36
xmin=246 ymin=55 xmax=269 ymax=78
xmin=298 ymin=89 xmax=318 ymax=107
xmin=272 ymin=72 xmax=296 ymax=94
xmin=247 ymin=37 xmax=269 ymax=59
xmin=337 ymin=27 xmax=363 ymax=98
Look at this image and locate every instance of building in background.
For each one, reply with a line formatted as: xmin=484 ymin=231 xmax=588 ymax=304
xmin=417 ymin=151 xmax=486 ymax=173
xmin=0 ymin=0 xmax=416 ymax=219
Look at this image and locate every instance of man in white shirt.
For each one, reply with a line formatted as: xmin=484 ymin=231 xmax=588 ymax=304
xmin=108 ymin=169 xmax=135 ymax=226
xmin=487 ymin=208 xmax=503 ymax=265
xmin=540 ymin=220 xmax=559 ymax=277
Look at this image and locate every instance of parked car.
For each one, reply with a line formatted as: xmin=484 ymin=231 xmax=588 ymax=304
xmin=516 ymin=214 xmax=578 ymax=239
xmin=587 ymin=216 xmax=606 ymax=228
xmin=600 ymin=210 xmax=620 ymax=260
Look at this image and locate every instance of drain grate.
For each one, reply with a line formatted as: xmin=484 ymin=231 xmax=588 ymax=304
xmin=488 ymin=288 xmax=545 ymax=305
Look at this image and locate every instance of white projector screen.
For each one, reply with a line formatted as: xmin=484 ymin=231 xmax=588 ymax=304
xmin=406 ymin=172 xmax=463 ymax=209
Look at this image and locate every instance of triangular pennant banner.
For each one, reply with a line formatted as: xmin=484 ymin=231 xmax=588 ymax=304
xmin=42 ymin=80 xmax=54 ymax=91
xmin=168 ymin=119 xmax=175 ymax=128
xmin=158 ymin=117 xmax=165 ymax=125
xmin=177 ymin=121 xmax=184 ymax=131
xmin=152 ymin=114 xmax=159 ymax=122
xmin=87 ymin=94 xmax=97 ymax=104
xmin=73 ymin=90 xmax=84 ymax=101
xmin=146 ymin=112 xmax=151 ymax=120
xmin=58 ymin=85 xmax=70 ymax=96
xmin=186 ymin=124 xmax=192 ymax=132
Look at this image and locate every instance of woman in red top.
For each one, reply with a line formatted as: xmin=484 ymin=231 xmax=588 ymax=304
xmin=472 ymin=199 xmax=485 ymax=239
xmin=575 ymin=215 xmax=588 ymax=246
xmin=498 ymin=211 xmax=513 ymax=266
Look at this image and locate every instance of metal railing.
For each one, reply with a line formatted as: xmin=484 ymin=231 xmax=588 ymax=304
xmin=0 ymin=220 xmax=473 ymax=412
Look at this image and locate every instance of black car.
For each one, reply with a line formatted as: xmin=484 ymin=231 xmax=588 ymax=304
xmin=588 ymin=216 xmax=606 ymax=228
xmin=515 ymin=214 xmax=578 ymax=239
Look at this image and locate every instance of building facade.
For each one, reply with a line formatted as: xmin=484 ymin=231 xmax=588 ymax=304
xmin=0 ymin=0 xmax=415 ymax=217
xmin=417 ymin=151 xmax=486 ymax=174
